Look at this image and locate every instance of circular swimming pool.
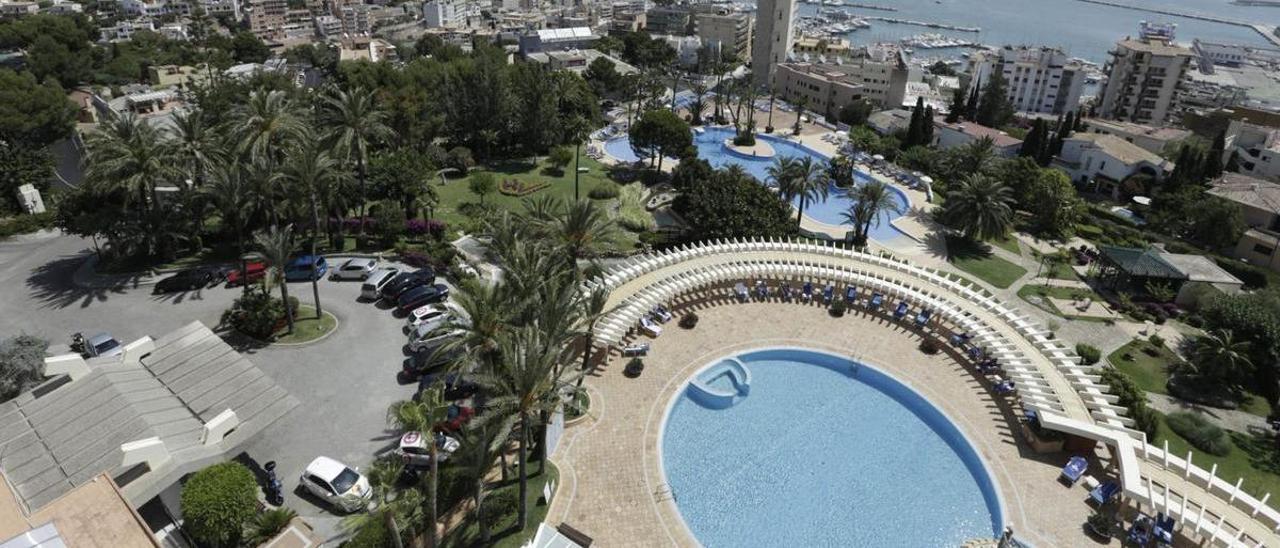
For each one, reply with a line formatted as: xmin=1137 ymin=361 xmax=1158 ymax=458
xmin=604 ymin=127 xmax=909 ymax=241
xmin=661 ymin=347 xmax=1003 ymax=546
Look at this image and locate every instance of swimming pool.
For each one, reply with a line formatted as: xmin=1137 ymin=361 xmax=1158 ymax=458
xmin=661 ymin=348 xmax=1003 ymax=546
xmin=605 ymin=127 xmax=910 ymax=241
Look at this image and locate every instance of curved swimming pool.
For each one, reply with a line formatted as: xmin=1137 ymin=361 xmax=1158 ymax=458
xmin=605 ymin=127 xmax=909 ymax=241
xmin=661 ymin=348 xmax=1003 ymax=547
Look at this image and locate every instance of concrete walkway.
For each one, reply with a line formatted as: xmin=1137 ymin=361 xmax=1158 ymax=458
xmin=1146 ymin=393 xmax=1271 ymax=435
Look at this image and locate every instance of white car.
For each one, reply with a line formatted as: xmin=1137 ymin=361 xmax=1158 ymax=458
xmin=331 ymin=258 xmax=378 ymax=281
xmin=408 ymin=328 xmax=466 ymax=354
xmin=299 ymin=456 xmax=372 ymax=513
xmin=405 ymin=303 xmax=456 ymax=334
xmin=393 ymin=431 xmax=460 ymax=467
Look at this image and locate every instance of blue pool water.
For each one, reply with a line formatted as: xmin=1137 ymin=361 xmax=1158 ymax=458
xmin=662 ymin=348 xmax=1002 ymax=547
xmin=605 ymin=127 xmax=910 ymax=241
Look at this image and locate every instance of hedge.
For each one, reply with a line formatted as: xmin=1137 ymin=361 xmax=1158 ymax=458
xmin=180 ymin=462 xmax=258 ymax=547
xmin=0 ymin=212 xmax=55 ymax=239
xmin=1165 ymin=411 xmax=1231 ymax=456
xmin=1075 ymin=343 xmax=1101 ymax=365
xmin=1213 ymin=257 xmax=1269 ymax=290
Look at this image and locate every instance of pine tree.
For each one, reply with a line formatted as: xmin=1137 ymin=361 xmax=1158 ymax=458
xmin=946 ymin=86 xmax=965 ymax=123
xmin=1051 ymin=111 xmax=1074 ymax=156
xmin=975 ymin=73 xmax=1014 ymax=128
xmin=965 ymin=76 xmax=981 ymax=121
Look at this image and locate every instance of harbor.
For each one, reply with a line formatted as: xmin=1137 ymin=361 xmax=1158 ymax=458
xmin=1069 ymin=0 xmax=1280 ymax=47
xmin=862 ymin=16 xmax=981 ymax=33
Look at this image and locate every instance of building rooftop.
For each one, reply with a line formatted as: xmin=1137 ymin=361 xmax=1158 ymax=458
xmin=535 ymin=27 xmax=595 ymax=43
xmin=932 ymin=119 xmax=1023 ymax=148
xmin=1208 ymin=172 xmax=1280 ymax=214
xmin=1158 ymin=252 xmax=1244 ymax=285
xmin=1087 ymin=118 xmax=1191 ymax=142
xmin=0 ymin=473 xmax=156 ymax=548
xmin=0 ymin=321 xmax=297 ymax=512
xmin=1098 ymin=245 xmax=1185 ymax=279
xmin=1067 ymin=133 xmax=1166 ymax=166
xmin=1117 ymin=38 xmax=1194 ymax=57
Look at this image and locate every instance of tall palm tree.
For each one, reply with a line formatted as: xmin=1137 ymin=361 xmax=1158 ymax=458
xmin=283 ymin=138 xmax=347 ymax=319
xmin=786 ymin=157 xmax=829 ymax=230
xmin=941 ymin=174 xmax=1015 ymax=242
xmin=84 ymin=111 xmax=179 ymax=215
xmin=320 ymin=86 xmax=392 ymax=236
xmin=340 ymin=457 xmax=418 ymax=548
xmin=387 ymin=387 xmax=451 ymax=548
xmin=171 ymin=108 xmax=220 ymax=187
xmin=525 ymin=199 xmax=618 ymax=274
xmin=792 ymin=96 xmax=809 ymax=135
xmin=228 ymin=89 xmax=305 ymax=169
xmin=474 ymin=325 xmax=583 ymax=531
xmin=840 ymin=180 xmax=906 ymax=247
xmin=204 ymin=164 xmax=257 ymax=295
xmin=1190 ymin=329 xmax=1252 ymax=388
xmin=455 ymin=417 xmax=515 ymax=544
xmin=578 ymin=286 xmax=610 ymax=386
xmin=767 ymin=156 xmax=797 ymax=199
xmin=947 ymin=136 xmax=998 ymax=179
xmin=253 ymin=225 xmax=297 ymax=334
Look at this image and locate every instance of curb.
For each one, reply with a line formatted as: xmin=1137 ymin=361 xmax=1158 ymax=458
xmin=267 ymin=309 xmax=342 ymax=347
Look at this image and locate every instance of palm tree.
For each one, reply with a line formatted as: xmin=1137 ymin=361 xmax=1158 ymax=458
xmin=253 ymin=224 xmax=297 ymax=334
xmin=792 ymin=96 xmax=809 ymax=135
xmin=840 ymin=180 xmax=906 ymax=247
xmin=320 ymin=86 xmax=392 ymax=236
xmin=228 ymin=88 xmax=305 ymax=168
xmin=84 ymin=111 xmax=179 ymax=216
xmin=786 ymin=157 xmax=829 ymax=230
xmin=767 ymin=156 xmax=797 ymax=199
xmin=171 ymin=108 xmax=220 ymax=187
xmin=1190 ymin=329 xmax=1253 ymax=388
xmin=941 ymin=174 xmax=1015 ymax=242
xmin=204 ymin=164 xmax=257 ymax=294
xmin=524 ymin=198 xmax=618 ymax=274
xmin=947 ymin=136 xmax=998 ymax=179
xmin=578 ymin=286 xmax=610 ymax=386
xmin=283 ymin=138 xmax=347 ymax=319
xmin=387 ymin=387 xmax=451 ymax=548
xmin=341 ymin=457 xmax=418 ymax=548
xmin=474 ymin=325 xmax=583 ymax=531
xmin=454 ymin=416 xmax=515 ymax=544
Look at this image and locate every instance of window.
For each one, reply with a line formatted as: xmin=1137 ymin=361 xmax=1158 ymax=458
xmin=1254 ymin=243 xmax=1275 ymax=256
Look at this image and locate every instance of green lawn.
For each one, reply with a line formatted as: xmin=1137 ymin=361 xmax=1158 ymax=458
xmin=1015 ymin=284 xmax=1110 ymax=321
xmin=945 ymin=236 xmax=1027 ymax=289
xmin=1107 ymin=339 xmax=1179 ymax=395
xmin=1154 ymin=411 xmax=1280 ymax=510
xmin=993 ymin=234 xmax=1021 ymax=255
xmin=434 ymin=156 xmax=645 ymax=253
xmin=272 ymin=305 xmax=338 ymax=344
xmin=443 ymin=462 xmax=559 ymax=548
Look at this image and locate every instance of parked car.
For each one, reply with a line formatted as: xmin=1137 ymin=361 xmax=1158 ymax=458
xmin=153 ymin=268 xmax=219 ymax=294
xmin=408 ymin=327 xmax=464 ymax=354
xmin=435 ymin=404 xmax=475 ymax=433
xmin=393 ymin=431 xmax=460 ymax=466
xmin=379 ymin=268 xmax=436 ymax=302
xmin=284 ymin=256 xmax=329 ymax=282
xmin=416 ymin=372 xmax=479 ymax=401
xmin=72 ymin=332 xmax=123 ymax=358
xmin=404 ymin=303 xmax=457 ymax=334
xmin=360 ymin=267 xmax=401 ymax=300
xmin=397 ymin=283 xmax=450 ymax=314
xmin=225 ymin=261 xmax=267 ymax=287
xmin=403 ymin=345 xmax=463 ymax=378
xmin=331 ymin=258 xmax=378 ymax=281
xmin=299 ymin=456 xmax=372 ymax=513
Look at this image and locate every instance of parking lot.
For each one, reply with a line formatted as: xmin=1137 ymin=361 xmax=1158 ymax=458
xmin=0 ymin=231 xmax=450 ymax=538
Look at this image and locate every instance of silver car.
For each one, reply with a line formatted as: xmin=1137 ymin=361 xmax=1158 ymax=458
xmin=331 ymin=258 xmax=378 ymax=281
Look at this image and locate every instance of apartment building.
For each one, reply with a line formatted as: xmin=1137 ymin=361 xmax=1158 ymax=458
xmin=645 ymin=5 xmax=692 ymax=36
xmin=751 ymin=0 xmax=795 ymax=86
xmin=1096 ymin=23 xmax=1194 ymax=127
xmin=774 ymin=45 xmax=910 ymax=113
xmin=966 ymin=46 xmax=1086 ymax=115
xmin=1224 ymin=119 xmax=1280 ymax=182
xmin=422 ymin=0 xmax=469 ymax=28
xmin=792 ymin=36 xmax=852 ymax=58
xmin=694 ymin=10 xmax=751 ymax=60
xmin=248 ymin=0 xmax=287 ymax=40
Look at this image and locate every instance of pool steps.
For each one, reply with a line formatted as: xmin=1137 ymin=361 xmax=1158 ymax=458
xmin=687 ymin=358 xmax=751 ymax=409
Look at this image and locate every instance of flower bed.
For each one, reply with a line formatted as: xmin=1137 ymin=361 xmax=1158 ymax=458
xmin=498 ymin=178 xmax=550 ymax=197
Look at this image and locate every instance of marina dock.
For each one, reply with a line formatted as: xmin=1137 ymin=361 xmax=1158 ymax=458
xmin=1070 ymin=0 xmax=1280 ymax=47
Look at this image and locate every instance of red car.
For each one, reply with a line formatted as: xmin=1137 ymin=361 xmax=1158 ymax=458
xmin=225 ymin=261 xmax=267 ymax=287
xmin=434 ymin=405 xmax=475 ymax=433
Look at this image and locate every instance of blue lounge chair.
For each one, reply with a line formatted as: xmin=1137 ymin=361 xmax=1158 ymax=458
xmin=1060 ymin=456 xmax=1088 ymax=485
xmin=979 ymin=360 xmax=1001 ymax=375
xmin=1154 ymin=513 xmax=1175 ymax=545
xmin=950 ymin=332 xmax=971 ymax=346
xmin=967 ymin=346 xmax=984 ymax=360
xmin=869 ymin=293 xmax=884 ymax=310
xmin=893 ymin=302 xmax=909 ymax=320
xmin=844 ymin=286 xmax=857 ymax=303
xmin=734 ymin=282 xmax=749 ymax=302
xmin=823 ymin=284 xmax=835 ymax=303
xmin=995 ymin=380 xmax=1015 ymax=394
xmin=1128 ymin=514 xmax=1153 ymax=546
xmin=802 ymin=282 xmax=814 ymax=302
xmin=1090 ymin=481 xmax=1120 ymax=505
xmin=755 ymin=280 xmax=768 ymax=299
xmin=914 ymin=309 xmax=932 ymax=327
xmin=780 ymin=284 xmax=793 ymax=301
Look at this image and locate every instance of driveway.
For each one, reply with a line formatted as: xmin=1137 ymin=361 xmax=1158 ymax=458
xmin=0 ymin=231 xmax=431 ymax=538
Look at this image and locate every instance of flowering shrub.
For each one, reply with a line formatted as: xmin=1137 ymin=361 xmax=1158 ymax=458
xmin=405 ymin=219 xmax=447 ymax=240
xmin=498 ymin=179 xmax=550 ymax=196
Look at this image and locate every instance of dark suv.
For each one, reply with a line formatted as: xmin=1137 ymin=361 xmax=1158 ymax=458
xmin=154 ymin=268 xmax=219 ymax=294
xmin=379 ymin=268 xmax=436 ymax=301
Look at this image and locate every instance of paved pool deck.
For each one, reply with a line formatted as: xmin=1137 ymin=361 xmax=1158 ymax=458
xmin=546 ymin=298 xmax=1118 ymax=547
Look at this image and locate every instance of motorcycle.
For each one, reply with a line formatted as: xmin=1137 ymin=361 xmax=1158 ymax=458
xmin=70 ymin=332 xmax=86 ymax=355
xmin=263 ymin=460 xmax=284 ymax=506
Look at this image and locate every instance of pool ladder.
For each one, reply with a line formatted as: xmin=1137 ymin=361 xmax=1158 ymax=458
xmin=654 ymin=482 xmax=676 ymax=503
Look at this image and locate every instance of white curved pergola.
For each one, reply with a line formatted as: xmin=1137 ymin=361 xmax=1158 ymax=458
xmin=584 ymin=237 xmax=1280 ymax=547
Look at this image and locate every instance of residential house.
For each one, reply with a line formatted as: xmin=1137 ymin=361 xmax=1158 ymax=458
xmin=1207 ymin=172 xmax=1280 ymax=271
xmin=1085 ymin=118 xmax=1191 ymax=155
xmin=1094 ymin=245 xmax=1243 ymax=306
xmin=932 ymin=119 xmax=1023 ymax=157
xmin=1053 ymin=133 xmax=1171 ymax=196
xmin=867 ymin=108 xmax=912 ymax=136
xmin=1223 ymin=118 xmax=1280 ymax=182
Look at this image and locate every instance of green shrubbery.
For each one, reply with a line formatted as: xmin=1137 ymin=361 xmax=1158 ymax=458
xmin=1076 ymin=343 xmax=1101 ymax=365
xmin=1100 ymin=367 xmax=1158 ymax=438
xmin=587 ymin=185 xmax=619 ymax=199
xmin=221 ymin=290 xmax=295 ymax=339
xmin=0 ymin=212 xmax=55 ymax=239
xmin=180 ymin=462 xmax=258 ymax=547
xmin=0 ymin=334 xmax=48 ymax=402
xmin=1165 ymin=412 xmax=1231 ymax=456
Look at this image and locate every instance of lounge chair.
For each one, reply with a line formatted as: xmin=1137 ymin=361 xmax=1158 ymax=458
xmin=823 ymin=284 xmax=835 ymax=304
xmin=1061 ymin=456 xmax=1088 ymax=485
xmin=639 ymin=316 xmax=662 ymax=337
xmin=869 ymin=293 xmax=884 ymax=310
xmin=950 ymin=332 xmax=972 ymax=346
xmin=755 ymin=280 xmax=768 ymax=299
xmin=893 ymin=302 xmax=909 ymax=320
xmin=979 ymin=361 xmax=1001 ymax=375
xmin=844 ymin=286 xmax=858 ymax=304
xmin=914 ymin=309 xmax=932 ymax=327
xmin=652 ymin=305 xmax=673 ymax=323
xmin=1154 ymin=513 xmax=1175 ymax=545
xmin=1090 ymin=481 xmax=1120 ymax=505
xmin=967 ymin=346 xmax=984 ymax=360
xmin=734 ymin=282 xmax=749 ymax=302
xmin=1128 ymin=514 xmax=1154 ymax=546
xmin=802 ymin=282 xmax=814 ymax=302
xmin=995 ymin=380 xmax=1016 ymax=394
xmin=622 ymin=343 xmax=650 ymax=357
xmin=780 ymin=284 xmax=793 ymax=301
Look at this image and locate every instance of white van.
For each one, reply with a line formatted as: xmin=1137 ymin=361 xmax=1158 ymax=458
xmin=361 ymin=267 xmax=401 ymax=300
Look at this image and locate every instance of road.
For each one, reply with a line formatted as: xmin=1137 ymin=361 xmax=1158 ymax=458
xmin=0 ymin=230 xmax=427 ymax=541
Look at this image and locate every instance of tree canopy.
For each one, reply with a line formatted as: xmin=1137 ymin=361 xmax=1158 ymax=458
xmin=0 ymin=69 xmax=77 ymax=148
xmin=673 ymin=160 xmax=795 ymax=240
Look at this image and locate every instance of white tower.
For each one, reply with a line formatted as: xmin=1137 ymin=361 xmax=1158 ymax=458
xmin=751 ymin=0 xmax=795 ymax=87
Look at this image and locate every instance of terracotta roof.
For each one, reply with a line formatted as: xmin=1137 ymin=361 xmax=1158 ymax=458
xmin=1208 ymin=172 xmax=1280 ymax=214
xmin=933 ymin=119 xmax=1023 ymax=147
xmin=1067 ymin=133 xmax=1165 ymax=166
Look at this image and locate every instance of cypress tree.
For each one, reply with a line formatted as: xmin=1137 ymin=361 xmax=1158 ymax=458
xmin=946 ymin=86 xmax=965 ymax=123
xmin=1019 ymin=120 xmax=1043 ymax=158
xmin=922 ymin=105 xmax=935 ymax=144
xmin=1074 ymin=110 xmax=1086 ymax=131
xmin=975 ymin=72 xmax=1013 ymax=127
xmin=1225 ymin=150 xmax=1240 ymax=173
xmin=1205 ymin=130 xmax=1226 ymax=179
xmin=1035 ymin=125 xmax=1054 ymax=166
xmin=905 ymin=96 xmax=925 ymax=148
xmin=965 ymin=76 xmax=981 ymax=120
